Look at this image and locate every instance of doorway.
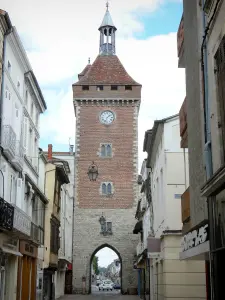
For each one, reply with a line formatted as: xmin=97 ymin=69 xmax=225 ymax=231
xmin=89 ymin=244 xmax=122 ymax=295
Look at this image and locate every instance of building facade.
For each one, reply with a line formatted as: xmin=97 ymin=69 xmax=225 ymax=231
xmin=51 ymin=148 xmax=75 ymax=297
xmin=72 ymin=4 xmax=141 ymax=294
xmin=179 ymin=1 xmax=225 ymax=299
xmin=136 ymin=115 xmax=207 ymax=299
xmin=43 ymin=145 xmax=69 ymax=300
xmin=0 ymin=11 xmax=47 ymax=300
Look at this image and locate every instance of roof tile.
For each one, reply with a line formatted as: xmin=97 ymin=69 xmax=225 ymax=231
xmin=74 ymin=55 xmax=141 ymax=86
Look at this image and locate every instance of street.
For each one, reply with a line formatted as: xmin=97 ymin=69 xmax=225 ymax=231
xmin=59 ymin=295 xmax=139 ymax=300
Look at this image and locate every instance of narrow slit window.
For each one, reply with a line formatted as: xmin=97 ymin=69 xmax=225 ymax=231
xmin=82 ymin=86 xmax=89 ymax=91
xmin=125 ymin=85 xmax=132 ymax=91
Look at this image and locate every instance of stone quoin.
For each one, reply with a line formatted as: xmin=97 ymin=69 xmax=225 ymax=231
xmin=72 ymin=3 xmax=142 ymax=294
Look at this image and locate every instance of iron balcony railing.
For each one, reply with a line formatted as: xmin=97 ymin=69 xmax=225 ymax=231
xmin=1 ymin=125 xmax=16 ymax=157
xmin=0 ymin=197 xmax=14 ymax=231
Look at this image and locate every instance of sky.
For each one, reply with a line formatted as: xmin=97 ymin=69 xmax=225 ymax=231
xmin=2 ymin=0 xmax=185 ymax=266
xmin=96 ymin=247 xmax=118 ymax=268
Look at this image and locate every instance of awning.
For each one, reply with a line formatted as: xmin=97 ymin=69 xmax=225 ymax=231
xmin=133 ymin=220 xmax=142 ymax=234
xmin=1 ymin=247 xmax=23 ymax=257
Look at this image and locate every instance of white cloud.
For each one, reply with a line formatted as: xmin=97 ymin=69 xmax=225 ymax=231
xmin=1 ymin=0 xmax=185 ymax=167
xmin=96 ymin=247 xmax=118 ymax=268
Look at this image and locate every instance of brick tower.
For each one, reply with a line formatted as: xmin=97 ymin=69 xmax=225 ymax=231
xmin=72 ymin=4 xmax=141 ymax=294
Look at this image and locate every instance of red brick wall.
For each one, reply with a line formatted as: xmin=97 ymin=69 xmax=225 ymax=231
xmin=76 ymin=104 xmax=137 ymax=209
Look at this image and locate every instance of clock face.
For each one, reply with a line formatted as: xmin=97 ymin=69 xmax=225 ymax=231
xmin=99 ymin=110 xmax=115 ymax=125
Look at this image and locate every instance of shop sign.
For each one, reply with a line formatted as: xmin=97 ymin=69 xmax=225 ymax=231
xmin=181 ymin=223 xmax=209 ymax=252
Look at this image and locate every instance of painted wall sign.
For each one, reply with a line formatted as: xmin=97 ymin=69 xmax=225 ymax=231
xmin=181 ymin=223 xmax=209 ymax=252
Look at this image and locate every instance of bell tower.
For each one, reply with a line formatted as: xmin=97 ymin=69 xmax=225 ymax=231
xmin=99 ymin=2 xmax=117 ymax=55
xmin=72 ymin=3 xmax=142 ymax=294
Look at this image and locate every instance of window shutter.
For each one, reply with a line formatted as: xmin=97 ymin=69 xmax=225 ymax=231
xmin=23 ymin=117 xmax=28 ymax=153
xmin=16 ymin=178 xmax=23 ymax=208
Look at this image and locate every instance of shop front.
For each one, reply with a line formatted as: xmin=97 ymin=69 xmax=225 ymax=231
xmin=17 ymin=241 xmax=38 ymax=300
xmin=0 ymin=234 xmax=21 ymax=300
xmin=201 ymin=173 xmax=225 ymax=300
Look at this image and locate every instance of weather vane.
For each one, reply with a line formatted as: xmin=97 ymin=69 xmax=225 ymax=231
xmin=106 ymin=1 xmax=109 ymax=11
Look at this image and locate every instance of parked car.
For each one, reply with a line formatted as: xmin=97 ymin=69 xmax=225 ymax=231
xmin=96 ymin=279 xmax=101 ymax=286
xmin=99 ymin=280 xmax=113 ymax=291
xmin=113 ymin=283 xmax=121 ymax=290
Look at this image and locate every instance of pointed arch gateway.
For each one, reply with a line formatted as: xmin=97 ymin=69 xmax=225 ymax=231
xmin=89 ymin=243 xmax=122 ymax=294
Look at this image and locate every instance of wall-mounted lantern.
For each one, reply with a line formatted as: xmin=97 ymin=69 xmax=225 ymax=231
xmin=87 ymin=161 xmax=99 ymax=181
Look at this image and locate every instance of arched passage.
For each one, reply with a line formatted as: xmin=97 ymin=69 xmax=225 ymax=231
xmin=89 ymin=243 xmax=122 ymax=294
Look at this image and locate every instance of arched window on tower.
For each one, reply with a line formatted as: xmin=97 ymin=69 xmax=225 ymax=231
xmin=100 ymin=143 xmax=112 ymax=157
xmin=102 ymin=183 xmax=107 ymax=194
xmin=106 ymin=144 xmax=112 ymax=157
xmin=101 ymin=144 xmax=106 ymax=157
xmin=107 ymin=183 xmax=112 ymax=194
xmin=101 ymin=182 xmax=113 ymax=195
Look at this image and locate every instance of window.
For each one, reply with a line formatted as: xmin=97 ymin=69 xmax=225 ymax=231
xmin=82 ymin=85 xmax=89 ymax=91
xmin=54 ymin=176 xmax=61 ymax=212
xmin=101 ymin=182 xmax=113 ymax=195
xmin=96 ymin=85 xmax=103 ymax=91
xmin=100 ymin=220 xmax=112 ymax=235
xmin=100 ymin=143 xmax=112 ymax=157
xmin=31 ymin=103 xmax=34 ymax=117
xmin=50 ymin=217 xmax=60 ymax=254
xmin=215 ymin=37 xmax=225 ymax=160
xmin=111 ymin=85 xmax=118 ymax=90
xmin=125 ymin=85 xmax=132 ymax=91
xmin=5 ymin=87 xmax=11 ymax=100
xmin=25 ymin=90 xmax=28 ymax=105
xmin=7 ymin=61 xmax=11 ymax=73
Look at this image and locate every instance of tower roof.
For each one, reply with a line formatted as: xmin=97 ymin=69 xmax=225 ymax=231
xmin=74 ymin=55 xmax=141 ymax=86
xmin=99 ymin=9 xmax=116 ymax=29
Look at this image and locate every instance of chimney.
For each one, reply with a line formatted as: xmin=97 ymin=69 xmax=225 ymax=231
xmin=48 ymin=144 xmax=53 ymax=160
xmin=69 ymin=145 xmax=74 ymax=155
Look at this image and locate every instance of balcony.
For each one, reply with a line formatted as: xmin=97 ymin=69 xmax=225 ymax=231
xmin=136 ymin=241 xmax=144 ymax=256
xmin=179 ymin=97 xmax=188 ymax=148
xmin=1 ymin=125 xmax=16 ymax=161
xmin=12 ymin=140 xmax=24 ymax=171
xmin=177 ymin=14 xmax=185 ymax=68
xmin=0 ymin=197 xmax=14 ymax=231
xmin=13 ymin=206 xmax=31 ymax=237
xmin=181 ymin=187 xmax=190 ymax=225
xmin=30 ymin=222 xmax=44 ymax=245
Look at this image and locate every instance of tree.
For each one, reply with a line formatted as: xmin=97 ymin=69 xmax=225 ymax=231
xmin=92 ymin=256 xmax=99 ymax=275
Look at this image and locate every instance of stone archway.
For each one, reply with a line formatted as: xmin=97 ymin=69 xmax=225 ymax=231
xmin=89 ymin=243 xmax=122 ymax=294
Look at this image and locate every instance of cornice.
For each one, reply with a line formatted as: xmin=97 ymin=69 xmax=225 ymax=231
xmin=25 ymin=73 xmax=46 ymax=113
xmin=73 ymin=98 xmax=141 ymax=107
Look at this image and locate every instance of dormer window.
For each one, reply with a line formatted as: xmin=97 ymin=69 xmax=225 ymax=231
xmin=111 ymin=85 xmax=118 ymax=90
xmin=82 ymin=86 xmax=89 ymax=91
xmin=97 ymin=85 xmax=103 ymax=91
xmin=125 ymin=85 xmax=132 ymax=91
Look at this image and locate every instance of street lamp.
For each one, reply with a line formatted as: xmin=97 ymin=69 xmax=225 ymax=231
xmin=87 ymin=161 xmax=99 ymax=181
xmin=99 ymin=215 xmax=106 ymax=225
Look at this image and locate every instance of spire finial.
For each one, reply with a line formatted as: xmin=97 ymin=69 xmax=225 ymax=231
xmin=106 ymin=1 xmax=109 ymax=11
xmin=88 ymin=57 xmax=90 ymax=64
